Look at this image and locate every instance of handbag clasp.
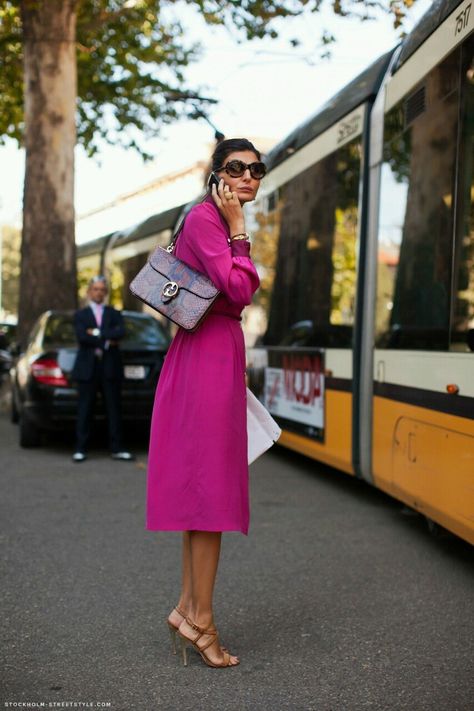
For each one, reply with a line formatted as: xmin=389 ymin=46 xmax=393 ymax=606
xmin=161 ymin=281 xmax=179 ymax=303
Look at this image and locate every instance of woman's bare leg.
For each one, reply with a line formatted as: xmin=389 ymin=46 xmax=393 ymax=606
xmin=180 ymin=531 xmax=238 ymax=665
xmin=188 ymin=531 xmax=221 ymax=626
xmin=178 ymin=531 xmax=193 ymax=611
xmin=168 ymin=532 xmax=192 ymax=629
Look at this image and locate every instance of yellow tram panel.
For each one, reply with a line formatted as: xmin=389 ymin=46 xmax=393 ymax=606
xmin=278 ymin=389 xmax=354 ymax=475
xmin=373 ymin=397 xmax=474 ymax=545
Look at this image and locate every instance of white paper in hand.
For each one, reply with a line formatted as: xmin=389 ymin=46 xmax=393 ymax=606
xmin=246 ymin=387 xmax=282 ymax=465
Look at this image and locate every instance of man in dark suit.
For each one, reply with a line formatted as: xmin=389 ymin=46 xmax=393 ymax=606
xmin=71 ymin=276 xmax=133 ymax=463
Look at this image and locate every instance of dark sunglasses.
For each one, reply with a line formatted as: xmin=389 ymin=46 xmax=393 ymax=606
xmin=217 ymin=159 xmax=267 ymax=180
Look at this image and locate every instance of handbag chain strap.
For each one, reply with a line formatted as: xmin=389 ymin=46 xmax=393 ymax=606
xmin=166 ymin=216 xmax=186 ymax=254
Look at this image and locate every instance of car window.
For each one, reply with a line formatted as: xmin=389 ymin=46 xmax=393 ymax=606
xmin=42 ymin=312 xmax=169 ymax=348
xmin=123 ymin=315 xmax=169 ymax=347
xmin=0 ymin=323 xmax=17 ymax=347
xmin=43 ymin=315 xmax=76 ymax=347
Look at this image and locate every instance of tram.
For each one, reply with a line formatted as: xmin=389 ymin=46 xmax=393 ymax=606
xmin=246 ymin=0 xmax=474 ymax=545
xmin=77 ymin=0 xmax=474 ymax=545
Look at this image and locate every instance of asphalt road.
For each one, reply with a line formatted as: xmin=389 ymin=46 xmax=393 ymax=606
xmin=1 ymin=397 xmax=473 ymax=711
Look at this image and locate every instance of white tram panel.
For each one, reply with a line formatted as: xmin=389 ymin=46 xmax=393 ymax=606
xmin=258 ymin=104 xmax=366 ymax=199
xmin=373 ymin=350 xmax=474 ymax=399
xmin=111 ymin=230 xmax=172 ymax=262
xmin=325 ymin=349 xmax=352 ymax=380
xmin=386 ymin=0 xmax=474 ymax=111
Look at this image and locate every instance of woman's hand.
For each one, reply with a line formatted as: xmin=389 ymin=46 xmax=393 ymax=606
xmin=211 ymin=180 xmax=245 ymax=236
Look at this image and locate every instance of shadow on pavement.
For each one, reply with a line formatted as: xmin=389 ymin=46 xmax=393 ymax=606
xmin=266 ymin=444 xmax=474 ymax=564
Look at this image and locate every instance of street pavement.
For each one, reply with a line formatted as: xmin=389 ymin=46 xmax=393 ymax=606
xmin=1 ymin=397 xmax=474 ymax=711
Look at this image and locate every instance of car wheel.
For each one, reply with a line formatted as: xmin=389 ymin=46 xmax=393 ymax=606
xmin=11 ymin=391 xmax=19 ymax=424
xmin=19 ymin=413 xmax=41 ymax=448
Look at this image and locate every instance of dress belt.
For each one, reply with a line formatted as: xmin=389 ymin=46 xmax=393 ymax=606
xmin=210 ymin=311 xmax=242 ymax=322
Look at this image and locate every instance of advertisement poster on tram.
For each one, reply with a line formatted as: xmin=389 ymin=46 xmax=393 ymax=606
xmin=263 ymin=350 xmax=325 ymax=441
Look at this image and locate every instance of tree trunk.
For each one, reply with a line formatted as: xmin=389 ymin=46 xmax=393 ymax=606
xmin=19 ymin=0 xmax=78 ymax=343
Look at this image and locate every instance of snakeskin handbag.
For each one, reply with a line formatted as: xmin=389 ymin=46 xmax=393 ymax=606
xmin=129 ymin=223 xmax=220 ymax=332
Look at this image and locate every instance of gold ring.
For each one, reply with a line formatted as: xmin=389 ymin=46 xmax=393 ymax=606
xmin=225 ymin=192 xmax=233 ymax=200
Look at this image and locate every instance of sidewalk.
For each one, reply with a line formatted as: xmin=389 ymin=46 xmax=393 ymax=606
xmin=1 ymin=407 xmax=473 ymax=711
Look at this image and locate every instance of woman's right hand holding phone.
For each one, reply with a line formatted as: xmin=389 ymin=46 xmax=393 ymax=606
xmin=211 ymin=179 xmax=245 ymax=237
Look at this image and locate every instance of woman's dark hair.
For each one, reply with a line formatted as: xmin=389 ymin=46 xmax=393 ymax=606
xmin=211 ymin=138 xmax=261 ymax=171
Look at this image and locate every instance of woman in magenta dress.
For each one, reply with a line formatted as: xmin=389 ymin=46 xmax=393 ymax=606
xmin=146 ymin=139 xmax=265 ymax=668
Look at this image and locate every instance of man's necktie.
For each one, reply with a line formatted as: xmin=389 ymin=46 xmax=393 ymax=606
xmin=94 ymin=305 xmax=103 ymax=327
xmin=93 ymin=305 xmax=103 ymax=356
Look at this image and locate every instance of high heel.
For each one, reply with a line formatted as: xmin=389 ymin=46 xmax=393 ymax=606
xmin=166 ymin=605 xmax=186 ymax=655
xmin=167 ymin=622 xmax=178 ymax=654
xmin=180 ymin=634 xmax=189 ymax=667
xmin=178 ymin=617 xmax=239 ymax=669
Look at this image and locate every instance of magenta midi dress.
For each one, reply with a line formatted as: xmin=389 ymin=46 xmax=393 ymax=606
xmin=146 ymin=196 xmax=260 ymax=535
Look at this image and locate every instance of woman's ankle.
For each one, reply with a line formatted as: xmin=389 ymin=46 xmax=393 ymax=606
xmin=176 ymin=597 xmax=191 ymax=615
xmin=189 ymin=609 xmax=214 ymax=629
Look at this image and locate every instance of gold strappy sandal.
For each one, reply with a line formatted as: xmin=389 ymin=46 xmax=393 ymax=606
xmin=167 ymin=607 xmax=228 ymax=656
xmin=166 ymin=605 xmax=187 ymax=655
xmin=178 ymin=618 xmax=239 ymax=669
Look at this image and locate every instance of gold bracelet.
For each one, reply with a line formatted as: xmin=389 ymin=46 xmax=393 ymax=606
xmin=231 ymin=232 xmax=250 ymax=241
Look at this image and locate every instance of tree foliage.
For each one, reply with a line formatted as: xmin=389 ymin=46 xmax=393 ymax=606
xmin=0 ymin=0 xmax=417 ymax=159
xmin=0 ymin=225 xmax=21 ymax=317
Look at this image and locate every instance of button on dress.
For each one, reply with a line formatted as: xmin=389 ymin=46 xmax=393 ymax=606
xmin=146 ymin=197 xmax=260 ymax=534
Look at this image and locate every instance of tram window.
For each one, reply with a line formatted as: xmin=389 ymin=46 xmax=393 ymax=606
xmin=452 ymin=37 xmax=474 ymax=353
xmin=251 ymin=137 xmax=361 ymax=348
xmin=375 ymin=49 xmax=460 ymax=350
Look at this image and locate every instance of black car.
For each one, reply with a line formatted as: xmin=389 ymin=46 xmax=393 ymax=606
xmin=10 ymin=309 xmax=170 ymax=447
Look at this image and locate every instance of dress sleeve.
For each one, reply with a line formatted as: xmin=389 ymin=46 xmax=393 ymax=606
xmin=184 ymin=202 xmax=260 ymax=306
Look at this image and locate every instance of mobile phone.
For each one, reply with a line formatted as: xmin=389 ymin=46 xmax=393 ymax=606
xmin=207 ymin=171 xmax=221 ymax=190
